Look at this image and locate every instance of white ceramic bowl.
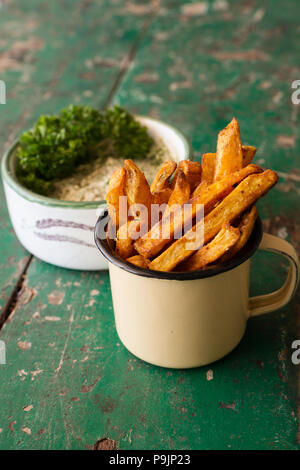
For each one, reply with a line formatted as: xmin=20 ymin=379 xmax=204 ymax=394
xmin=1 ymin=116 xmax=190 ymax=270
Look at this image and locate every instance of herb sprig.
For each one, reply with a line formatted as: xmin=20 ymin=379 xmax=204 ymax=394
xmin=17 ymin=105 xmax=153 ymax=195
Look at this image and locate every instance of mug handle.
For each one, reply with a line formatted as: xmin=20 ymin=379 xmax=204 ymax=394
xmin=249 ymin=232 xmax=299 ymax=317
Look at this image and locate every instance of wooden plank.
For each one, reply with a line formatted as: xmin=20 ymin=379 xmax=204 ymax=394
xmin=0 ymin=0 xmax=299 ymax=450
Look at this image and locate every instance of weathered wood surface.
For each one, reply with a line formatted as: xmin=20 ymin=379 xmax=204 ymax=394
xmin=0 ymin=0 xmax=299 ymax=450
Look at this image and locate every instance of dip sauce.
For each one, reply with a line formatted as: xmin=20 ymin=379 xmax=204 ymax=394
xmin=49 ymin=142 xmax=172 ymax=202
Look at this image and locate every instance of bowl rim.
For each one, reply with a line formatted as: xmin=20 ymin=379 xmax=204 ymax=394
xmin=1 ymin=115 xmax=191 ymax=209
xmin=94 ymin=210 xmax=263 ymax=281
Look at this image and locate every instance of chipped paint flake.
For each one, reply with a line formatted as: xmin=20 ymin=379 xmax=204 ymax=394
xmin=181 ymin=2 xmax=208 ymax=16
xmin=81 ymin=375 xmax=101 ymax=393
xmin=8 ymin=420 xmax=16 ymax=431
xmin=21 ymin=426 xmax=31 ymax=435
xmin=17 ymin=340 xmax=31 ymax=351
xmin=206 ymin=369 xmax=214 ymax=381
xmin=90 ymin=289 xmax=99 ymax=296
xmin=30 ymin=369 xmax=43 ymax=380
xmin=47 ymin=291 xmax=65 ymax=305
xmin=213 ymin=0 xmax=228 ymax=11
xmin=276 ymin=135 xmax=296 ymax=148
xmin=219 ymin=402 xmax=238 ymax=412
xmin=277 ymin=227 xmax=288 ymax=239
xmin=44 ymin=316 xmax=61 ymax=322
xmin=23 ymin=405 xmax=33 ymax=412
xmin=253 ymin=8 xmax=265 ymax=22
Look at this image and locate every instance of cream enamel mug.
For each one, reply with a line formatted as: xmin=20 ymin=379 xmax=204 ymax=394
xmin=1 ymin=117 xmax=190 ymax=270
xmin=95 ymin=212 xmax=299 ymax=368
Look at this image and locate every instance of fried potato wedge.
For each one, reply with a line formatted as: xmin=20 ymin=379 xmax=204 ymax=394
xmin=201 ymin=153 xmax=216 ymax=185
xmin=242 ymin=145 xmax=257 ymax=167
xmin=106 ymin=167 xmax=126 ymax=228
xmin=126 ymin=254 xmax=151 ymax=269
xmin=150 ymin=161 xmax=177 ymax=193
xmin=179 ymin=225 xmax=240 ymax=272
xmin=172 ymin=160 xmax=202 ymax=192
xmin=152 ymin=187 xmax=172 ymax=205
xmin=116 ymin=160 xmax=153 ymax=256
xmin=168 ymin=169 xmax=190 ymax=207
xmin=192 ymin=181 xmax=208 ymax=199
xmin=154 ymin=170 xmax=191 ymax=233
xmin=149 ymin=170 xmax=278 ymax=272
xmin=201 ymin=145 xmax=257 ymax=185
xmin=135 ymin=164 xmax=263 ymax=259
xmin=124 ymin=159 xmax=153 ymax=217
xmin=214 ymin=118 xmax=243 ymax=181
xmin=115 ymin=220 xmax=140 ymax=259
xmin=221 ymin=205 xmax=258 ymax=262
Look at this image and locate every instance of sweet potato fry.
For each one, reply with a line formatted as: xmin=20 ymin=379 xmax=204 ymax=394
xmin=171 ymin=160 xmax=202 ymax=192
xmin=149 ymin=170 xmax=278 ymax=272
xmin=115 ymin=220 xmax=140 ymax=259
xmin=150 ymin=161 xmax=177 ymax=193
xmin=152 ymin=187 xmax=172 ymax=205
xmin=192 ymin=181 xmax=208 ymax=199
xmin=214 ymin=118 xmax=243 ymax=181
xmin=242 ymin=145 xmax=257 ymax=167
xmin=221 ymin=205 xmax=258 ymax=262
xmin=135 ymin=164 xmax=263 ymax=259
xmin=168 ymin=169 xmax=190 ymax=207
xmin=200 ymin=145 xmax=257 ymax=184
xmin=201 ymin=145 xmax=257 ymax=184
xmin=179 ymin=225 xmax=240 ymax=272
xmin=106 ymin=167 xmax=126 ymax=228
xmin=154 ymin=170 xmax=191 ymax=233
xmin=124 ymin=159 xmax=153 ymax=217
xmin=126 ymin=254 xmax=151 ymax=269
xmin=201 ymin=153 xmax=215 ymax=185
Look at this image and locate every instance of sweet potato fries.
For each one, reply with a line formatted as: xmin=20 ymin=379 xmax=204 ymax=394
xmin=106 ymin=118 xmax=278 ymax=272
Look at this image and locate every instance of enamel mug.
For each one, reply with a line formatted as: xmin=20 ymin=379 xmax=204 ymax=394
xmin=95 ymin=213 xmax=299 ymax=369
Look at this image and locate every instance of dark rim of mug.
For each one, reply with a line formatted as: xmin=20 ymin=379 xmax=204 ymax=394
xmin=94 ymin=210 xmax=263 ymax=281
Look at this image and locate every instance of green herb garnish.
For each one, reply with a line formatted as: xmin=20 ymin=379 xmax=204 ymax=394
xmin=17 ymin=105 xmax=153 ymax=195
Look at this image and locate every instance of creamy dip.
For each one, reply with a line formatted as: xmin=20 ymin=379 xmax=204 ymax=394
xmin=49 ymin=141 xmax=172 ymax=202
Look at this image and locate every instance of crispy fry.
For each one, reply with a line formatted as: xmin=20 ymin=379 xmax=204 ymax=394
xmin=179 ymin=225 xmax=240 ymax=272
xmin=149 ymin=170 xmax=278 ymax=272
xmin=192 ymin=181 xmax=208 ymax=199
xmin=154 ymin=170 xmax=191 ymax=232
xmin=168 ymin=169 xmax=190 ymax=207
xmin=135 ymin=164 xmax=263 ymax=259
xmin=106 ymin=167 xmax=126 ymax=228
xmin=214 ymin=118 xmax=243 ymax=181
xmin=115 ymin=220 xmax=140 ymax=259
xmin=242 ymin=145 xmax=257 ymax=167
xmin=172 ymin=160 xmax=202 ymax=192
xmin=201 ymin=145 xmax=257 ymax=184
xmin=152 ymin=187 xmax=172 ymax=205
xmin=119 ymin=159 xmax=153 ymax=253
xmin=201 ymin=153 xmax=215 ymax=185
xmin=126 ymin=254 xmax=151 ymax=269
xmin=221 ymin=205 xmax=258 ymax=262
xmin=150 ymin=161 xmax=177 ymax=193
xmin=124 ymin=159 xmax=153 ymax=217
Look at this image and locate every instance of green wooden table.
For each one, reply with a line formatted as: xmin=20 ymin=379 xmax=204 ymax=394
xmin=0 ymin=0 xmax=299 ymax=450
